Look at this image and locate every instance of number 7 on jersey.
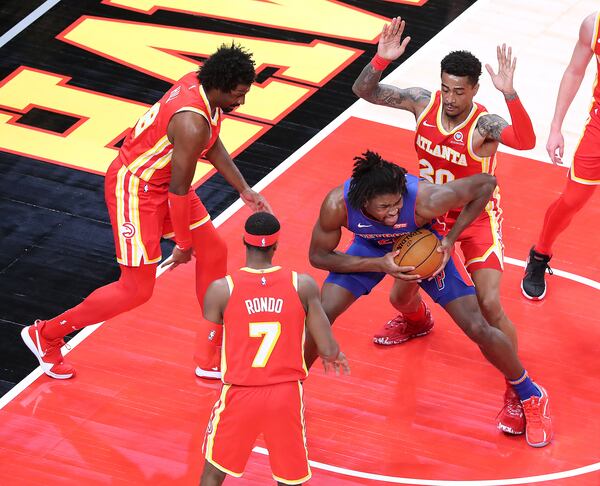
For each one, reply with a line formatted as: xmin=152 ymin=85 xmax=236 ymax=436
xmin=249 ymin=322 xmax=281 ymax=367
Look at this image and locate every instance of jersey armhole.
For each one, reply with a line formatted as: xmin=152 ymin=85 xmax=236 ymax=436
xmin=591 ymin=11 xmax=600 ymax=50
xmin=224 ymin=275 xmax=234 ymax=295
xmin=415 ymin=91 xmax=437 ymax=126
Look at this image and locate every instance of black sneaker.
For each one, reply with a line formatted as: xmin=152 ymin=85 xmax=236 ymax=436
xmin=521 ymin=247 xmax=553 ymax=300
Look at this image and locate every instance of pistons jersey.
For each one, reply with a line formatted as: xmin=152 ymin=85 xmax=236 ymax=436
xmin=344 ymin=173 xmax=444 ymax=252
xmin=117 ymin=72 xmax=221 ymax=186
xmin=415 ymin=91 xmax=501 ymax=225
xmin=221 ymin=266 xmax=308 ymax=387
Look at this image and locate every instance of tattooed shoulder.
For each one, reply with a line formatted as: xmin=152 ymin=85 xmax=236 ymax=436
xmin=476 ymin=114 xmax=508 ymax=141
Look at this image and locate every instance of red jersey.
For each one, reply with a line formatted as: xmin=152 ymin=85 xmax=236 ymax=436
xmin=116 ymin=72 xmax=221 ymax=186
xmin=591 ymin=11 xmax=600 ymax=108
xmin=414 ymin=91 xmax=501 ymax=225
xmin=221 ymin=266 xmax=308 ymax=387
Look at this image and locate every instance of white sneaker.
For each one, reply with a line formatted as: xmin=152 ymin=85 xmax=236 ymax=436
xmin=195 ymin=366 xmax=221 ymax=380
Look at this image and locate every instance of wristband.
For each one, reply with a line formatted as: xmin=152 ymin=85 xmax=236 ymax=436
xmin=371 ymin=54 xmax=391 ymax=71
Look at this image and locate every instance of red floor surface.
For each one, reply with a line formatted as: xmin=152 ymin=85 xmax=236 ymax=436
xmin=1 ymin=117 xmax=599 ymax=485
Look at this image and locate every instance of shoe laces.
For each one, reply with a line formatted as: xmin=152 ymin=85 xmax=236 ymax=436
xmin=505 ymin=398 xmax=523 ymax=416
xmin=527 ymin=256 xmax=553 ymax=280
xmin=523 ymin=397 xmax=542 ymax=425
xmin=384 ymin=316 xmax=407 ymax=331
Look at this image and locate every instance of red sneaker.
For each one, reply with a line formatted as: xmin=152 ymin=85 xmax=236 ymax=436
xmin=21 ymin=320 xmax=74 ymax=379
xmin=496 ymin=385 xmax=525 ymax=435
xmin=521 ymin=386 xmax=553 ymax=447
xmin=373 ymin=305 xmax=434 ymax=345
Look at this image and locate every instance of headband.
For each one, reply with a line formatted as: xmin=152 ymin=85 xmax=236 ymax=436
xmin=244 ymin=230 xmax=279 ymax=248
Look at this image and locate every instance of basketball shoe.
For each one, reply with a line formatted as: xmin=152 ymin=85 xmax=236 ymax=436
xmin=21 ymin=320 xmax=74 ymax=379
xmin=195 ymin=366 xmax=221 ymax=380
xmin=496 ymin=385 xmax=525 ymax=435
xmin=521 ymin=386 xmax=553 ymax=447
xmin=521 ymin=247 xmax=552 ymax=300
xmin=373 ymin=303 xmax=434 ymax=345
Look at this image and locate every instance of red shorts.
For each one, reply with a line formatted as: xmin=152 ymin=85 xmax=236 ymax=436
xmin=449 ymin=207 xmax=504 ymax=273
xmin=104 ymin=158 xmax=210 ymax=266
xmin=570 ymin=107 xmax=600 ymax=185
xmin=203 ymin=381 xmax=311 ymax=484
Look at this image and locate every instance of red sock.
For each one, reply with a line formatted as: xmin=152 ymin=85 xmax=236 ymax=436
xmin=536 ymin=177 xmax=595 ymax=255
xmin=42 ymin=264 xmax=157 ymax=340
xmin=404 ymin=300 xmax=426 ymax=323
xmin=192 ymin=222 xmax=227 ymax=311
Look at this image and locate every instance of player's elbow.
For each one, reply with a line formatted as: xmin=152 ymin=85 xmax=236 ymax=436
xmin=481 ymin=174 xmax=497 ymax=196
xmin=309 ymin=247 xmax=327 ymax=270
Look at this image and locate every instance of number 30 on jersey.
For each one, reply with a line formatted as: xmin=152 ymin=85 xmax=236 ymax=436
xmin=419 ymin=159 xmax=455 ymax=184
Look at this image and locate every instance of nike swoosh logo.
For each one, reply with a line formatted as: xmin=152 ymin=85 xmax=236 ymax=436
xmin=423 ymin=121 xmax=436 ymax=128
xmin=357 ymin=223 xmax=372 ymax=228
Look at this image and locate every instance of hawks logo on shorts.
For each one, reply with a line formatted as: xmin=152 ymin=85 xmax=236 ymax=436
xmin=120 ymin=222 xmax=136 ymax=239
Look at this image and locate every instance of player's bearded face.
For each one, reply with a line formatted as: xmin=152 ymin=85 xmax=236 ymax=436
xmin=440 ymin=73 xmax=478 ymax=118
xmin=363 ymin=193 xmax=403 ymax=226
xmin=220 ymin=84 xmax=251 ymax=113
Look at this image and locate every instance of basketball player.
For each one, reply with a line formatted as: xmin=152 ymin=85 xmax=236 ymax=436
xmin=307 ymin=151 xmax=552 ymax=448
xmin=197 ymin=212 xmax=349 ymax=486
xmin=352 ymin=17 xmax=537 ymax=436
xmin=522 ymin=11 xmax=600 ymax=300
xmin=21 ymin=43 xmax=270 ymax=380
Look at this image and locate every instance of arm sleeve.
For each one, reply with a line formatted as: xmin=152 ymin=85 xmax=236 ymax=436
xmin=193 ymin=318 xmax=223 ymax=369
xmin=499 ymin=96 xmax=536 ymax=150
xmin=168 ymin=192 xmax=193 ymax=250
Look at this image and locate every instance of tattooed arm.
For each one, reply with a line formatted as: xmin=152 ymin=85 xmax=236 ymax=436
xmin=352 ymin=65 xmax=431 ymax=115
xmin=352 ymin=16 xmax=431 ymax=117
xmin=476 ymin=114 xmax=509 ymax=142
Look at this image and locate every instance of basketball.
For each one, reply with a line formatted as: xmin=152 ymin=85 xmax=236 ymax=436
xmin=392 ymin=228 xmax=443 ymax=278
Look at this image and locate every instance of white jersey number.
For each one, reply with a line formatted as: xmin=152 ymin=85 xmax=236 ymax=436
xmin=249 ymin=321 xmax=281 ymax=367
xmin=419 ymin=159 xmax=455 ymax=185
xmin=132 ymin=101 xmax=160 ymax=140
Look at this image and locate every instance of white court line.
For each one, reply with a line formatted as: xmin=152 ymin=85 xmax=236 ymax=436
xmin=0 ymin=0 xmax=62 ymax=48
xmin=253 ymin=446 xmax=600 ymax=486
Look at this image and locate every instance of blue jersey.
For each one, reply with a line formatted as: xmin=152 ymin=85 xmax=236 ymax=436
xmin=343 ymin=173 xmax=438 ymax=251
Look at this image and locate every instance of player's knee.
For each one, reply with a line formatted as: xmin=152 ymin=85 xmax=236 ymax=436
xmin=462 ymin=315 xmax=493 ymax=344
xmin=477 ymin=294 xmax=504 ymax=325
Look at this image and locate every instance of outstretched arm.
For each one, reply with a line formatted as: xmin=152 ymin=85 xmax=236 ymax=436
xmin=479 ymin=44 xmax=535 ymax=150
xmin=352 ymin=16 xmax=431 ymax=116
xmin=298 ymin=273 xmax=349 ymax=374
xmin=547 ymin=13 xmax=595 ymax=164
xmin=417 ymin=174 xmax=497 ymax=244
xmin=205 ymin=137 xmax=272 ymax=213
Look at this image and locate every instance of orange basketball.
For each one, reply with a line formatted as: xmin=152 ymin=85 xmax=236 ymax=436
xmin=392 ymin=228 xmax=443 ymax=278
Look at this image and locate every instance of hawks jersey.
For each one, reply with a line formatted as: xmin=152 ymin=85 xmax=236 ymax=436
xmin=221 ymin=267 xmax=308 ymax=387
xmin=591 ymin=11 xmax=600 ymax=108
xmin=116 ymin=72 xmax=221 ymax=186
xmin=415 ymin=91 xmax=501 ymax=225
xmin=344 ymin=173 xmax=444 ymax=252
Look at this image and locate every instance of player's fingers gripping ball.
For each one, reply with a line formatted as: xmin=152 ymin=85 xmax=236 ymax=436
xmin=392 ymin=228 xmax=443 ymax=279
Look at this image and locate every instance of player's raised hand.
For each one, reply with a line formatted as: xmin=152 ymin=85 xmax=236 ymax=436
xmin=323 ymin=351 xmax=350 ymax=376
xmin=546 ymin=128 xmax=565 ymax=165
xmin=377 ymin=16 xmax=411 ymax=61
xmin=241 ymin=189 xmax=273 ymax=214
xmin=485 ymin=44 xmax=517 ymax=96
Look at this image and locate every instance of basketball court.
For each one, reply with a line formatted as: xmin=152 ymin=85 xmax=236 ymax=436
xmin=1 ymin=0 xmax=600 ymax=485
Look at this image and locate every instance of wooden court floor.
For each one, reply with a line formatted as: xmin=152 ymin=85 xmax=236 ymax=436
xmin=1 ymin=118 xmax=599 ymax=485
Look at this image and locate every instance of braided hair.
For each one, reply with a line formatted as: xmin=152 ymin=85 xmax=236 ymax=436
xmin=347 ymin=150 xmax=408 ymax=209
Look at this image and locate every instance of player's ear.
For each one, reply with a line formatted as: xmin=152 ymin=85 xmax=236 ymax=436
xmin=273 ymin=242 xmax=279 ymax=252
xmin=472 ymin=82 xmax=480 ymax=96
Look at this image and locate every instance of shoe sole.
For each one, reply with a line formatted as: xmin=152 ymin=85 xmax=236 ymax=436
xmin=497 ymin=422 xmax=525 ymax=435
xmin=526 ymin=436 xmax=553 ymax=448
xmin=195 ymin=367 xmax=222 ymax=380
xmin=21 ymin=327 xmax=74 ymax=380
xmin=373 ymin=327 xmax=433 ymax=346
xmin=520 ymin=279 xmax=546 ymax=301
